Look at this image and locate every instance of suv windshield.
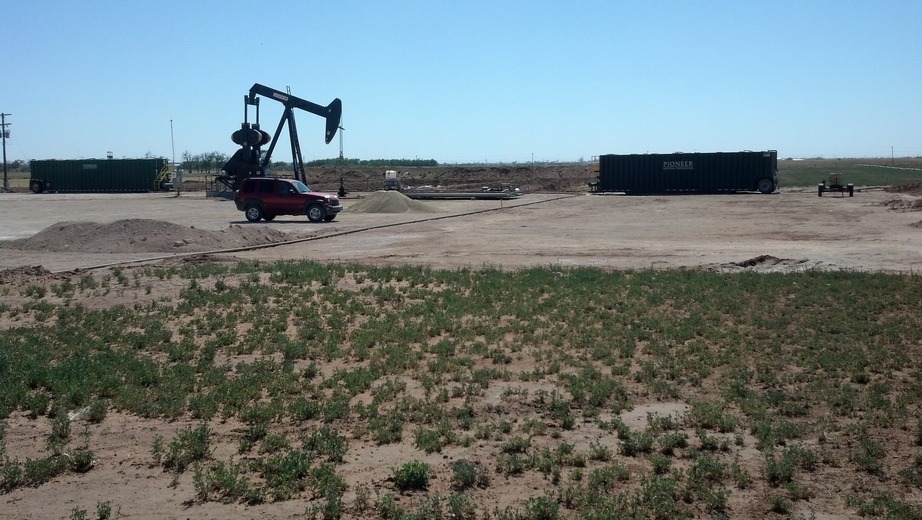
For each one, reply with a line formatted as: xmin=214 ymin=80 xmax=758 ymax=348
xmin=291 ymin=180 xmax=311 ymax=193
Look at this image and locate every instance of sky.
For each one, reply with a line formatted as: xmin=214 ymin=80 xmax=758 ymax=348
xmin=2 ymin=1 xmax=920 ymax=164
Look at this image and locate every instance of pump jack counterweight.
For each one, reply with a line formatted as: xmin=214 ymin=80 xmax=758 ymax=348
xmin=219 ymin=84 xmax=341 ymax=191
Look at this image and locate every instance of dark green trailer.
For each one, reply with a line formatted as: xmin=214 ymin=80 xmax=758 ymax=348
xmin=594 ymin=150 xmax=778 ymax=194
xmin=29 ymin=158 xmax=170 ymax=193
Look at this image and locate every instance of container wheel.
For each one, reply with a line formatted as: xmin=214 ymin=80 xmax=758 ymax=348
xmin=263 ymin=213 xmax=276 ymax=221
xmin=30 ymin=180 xmax=44 ymax=194
xmin=757 ymin=178 xmax=775 ymax=194
xmin=324 ymin=215 xmax=337 ymax=222
xmin=306 ymin=204 xmax=326 ymax=223
xmin=245 ymin=205 xmax=264 ymax=222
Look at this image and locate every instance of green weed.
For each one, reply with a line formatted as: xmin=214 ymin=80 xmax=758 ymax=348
xmin=851 ymin=432 xmax=886 ymax=476
xmin=160 ymin=423 xmax=211 ymax=473
xmin=450 ymin=459 xmax=490 ymax=490
xmin=448 ymin=493 xmax=478 ymax=520
xmin=393 ymin=460 xmax=430 ymax=491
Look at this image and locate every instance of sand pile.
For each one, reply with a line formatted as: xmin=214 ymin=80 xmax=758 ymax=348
xmin=346 ymin=191 xmax=440 ymax=214
xmin=0 ymin=219 xmax=293 ymax=254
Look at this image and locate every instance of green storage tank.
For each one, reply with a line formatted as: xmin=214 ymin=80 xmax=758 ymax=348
xmin=29 ymin=158 xmax=169 ymax=193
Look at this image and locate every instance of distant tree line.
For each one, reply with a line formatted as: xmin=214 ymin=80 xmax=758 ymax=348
xmin=4 ymin=159 xmax=28 ymax=171
xmin=9 ymin=154 xmax=441 ymax=174
xmin=180 ymin=151 xmax=229 ymax=174
xmin=177 ymin=154 xmax=438 ymax=173
xmin=304 ymin=158 xmax=439 ymax=167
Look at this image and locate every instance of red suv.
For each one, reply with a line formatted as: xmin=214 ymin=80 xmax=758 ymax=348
xmin=234 ymin=177 xmax=343 ymax=223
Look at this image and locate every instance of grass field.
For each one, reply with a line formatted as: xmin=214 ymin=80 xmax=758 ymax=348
xmin=778 ymin=158 xmax=922 ymax=188
xmin=2 ymin=262 xmax=921 ymax=518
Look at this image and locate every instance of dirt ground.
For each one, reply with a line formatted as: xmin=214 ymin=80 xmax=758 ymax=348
xmin=1 ymin=185 xmax=921 ymax=274
xmin=1 ymin=181 xmax=921 ymax=519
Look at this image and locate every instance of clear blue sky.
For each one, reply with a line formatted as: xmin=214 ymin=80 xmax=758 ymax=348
xmin=2 ymin=1 xmax=920 ymax=164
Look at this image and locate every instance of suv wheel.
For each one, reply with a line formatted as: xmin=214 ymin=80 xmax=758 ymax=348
xmin=306 ymin=204 xmax=326 ymax=223
xmin=245 ymin=205 xmax=264 ymax=222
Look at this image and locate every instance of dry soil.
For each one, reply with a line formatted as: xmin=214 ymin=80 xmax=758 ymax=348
xmin=1 ymin=187 xmax=920 ymax=273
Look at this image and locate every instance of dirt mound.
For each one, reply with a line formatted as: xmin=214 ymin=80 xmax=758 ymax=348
xmin=731 ymin=254 xmax=807 ymax=268
xmin=880 ymin=197 xmax=922 ymax=212
xmin=0 ymin=265 xmax=56 ymax=285
xmin=0 ymin=219 xmax=294 ymax=254
xmin=700 ymin=255 xmax=827 ymax=273
xmin=887 ymin=181 xmax=922 ymax=196
xmin=346 ymin=191 xmax=440 ymax=214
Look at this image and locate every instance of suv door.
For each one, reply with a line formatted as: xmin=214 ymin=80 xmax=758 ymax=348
xmin=276 ymin=180 xmax=303 ymax=214
xmin=256 ymin=179 xmax=280 ymax=214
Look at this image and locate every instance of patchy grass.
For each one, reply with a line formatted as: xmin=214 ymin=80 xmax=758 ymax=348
xmin=2 ymin=260 xmax=922 ymax=517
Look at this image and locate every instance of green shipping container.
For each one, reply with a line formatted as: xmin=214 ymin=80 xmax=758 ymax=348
xmin=29 ymin=158 xmax=168 ymax=193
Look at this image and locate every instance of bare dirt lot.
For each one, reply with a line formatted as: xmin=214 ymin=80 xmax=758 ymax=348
xmin=1 ymin=181 xmax=921 ymax=519
xmin=1 ymin=186 xmax=921 ymax=274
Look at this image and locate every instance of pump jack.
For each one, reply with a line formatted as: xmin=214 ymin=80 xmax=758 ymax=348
xmin=219 ymin=83 xmax=341 ymax=190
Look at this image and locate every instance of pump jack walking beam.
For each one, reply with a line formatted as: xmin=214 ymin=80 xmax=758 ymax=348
xmin=220 ymin=84 xmax=341 ymax=190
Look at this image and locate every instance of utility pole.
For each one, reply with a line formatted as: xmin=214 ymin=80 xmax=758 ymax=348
xmin=338 ymin=115 xmax=345 ymax=161
xmin=171 ymin=119 xmax=183 ymax=197
xmin=1 ymin=113 xmax=10 ymax=192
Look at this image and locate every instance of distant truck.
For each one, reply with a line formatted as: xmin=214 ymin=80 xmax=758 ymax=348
xmin=384 ymin=170 xmax=404 ymax=191
xmin=592 ymin=150 xmax=778 ymax=194
xmin=29 ymin=158 xmax=171 ymax=193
